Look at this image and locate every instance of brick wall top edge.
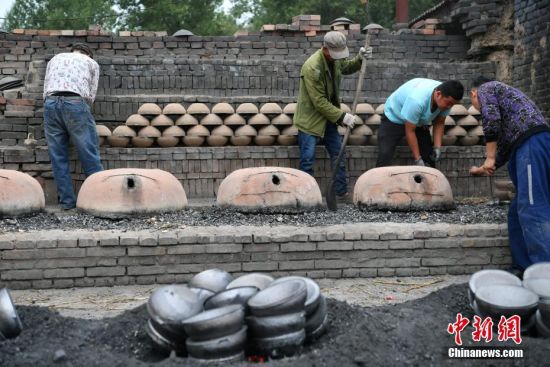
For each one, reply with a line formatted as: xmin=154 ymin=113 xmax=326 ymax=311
xmin=0 ymin=31 xmax=468 ymax=43
xmin=0 ymin=222 xmax=507 ymax=241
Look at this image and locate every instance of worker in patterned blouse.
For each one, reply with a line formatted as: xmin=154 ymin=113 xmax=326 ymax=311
xmin=43 ymin=43 xmax=103 ymax=210
xmin=376 ymin=78 xmax=464 ymax=167
xmin=469 ymin=76 xmax=550 ymax=271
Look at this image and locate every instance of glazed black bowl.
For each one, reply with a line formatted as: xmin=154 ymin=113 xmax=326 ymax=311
xmin=468 ymin=270 xmax=521 ymax=306
xmin=186 ymin=325 xmax=247 ymax=359
xmin=475 ymin=284 xmax=538 ymax=320
xmin=247 ymin=311 xmax=305 ymax=338
xmin=182 ymin=304 xmax=245 ymax=341
xmin=0 ymin=288 xmax=23 ymax=339
xmin=204 ymin=286 xmax=259 ymax=311
xmin=226 ymin=273 xmax=274 ymax=291
xmin=271 ymin=276 xmax=321 ymax=316
xmin=146 ymin=284 xmax=203 ymax=336
xmin=248 ymin=279 xmax=307 ymax=317
xmin=189 ymin=269 xmax=234 ymax=293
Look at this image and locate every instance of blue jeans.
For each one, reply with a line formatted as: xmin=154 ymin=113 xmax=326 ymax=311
xmin=43 ymin=96 xmax=103 ymax=209
xmin=507 ymin=131 xmax=550 ymax=270
xmin=298 ymin=122 xmax=347 ymax=195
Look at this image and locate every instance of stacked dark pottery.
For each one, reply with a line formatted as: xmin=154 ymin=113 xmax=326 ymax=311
xmin=146 ymin=285 xmax=203 ymax=355
xmin=522 ymin=262 xmax=550 ymax=337
xmin=0 ymin=288 xmax=23 ymax=340
xmin=145 ymin=270 xmax=330 ymax=360
xmin=183 ymin=304 xmax=247 ymax=362
xmin=270 ymin=276 xmax=327 ymax=342
xmin=247 ymin=278 xmax=309 ymax=358
xmin=469 ymin=264 xmax=550 ymax=336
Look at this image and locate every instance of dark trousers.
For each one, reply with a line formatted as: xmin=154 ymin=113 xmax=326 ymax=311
xmin=507 ymin=131 xmax=550 ymax=270
xmin=376 ymin=115 xmax=435 ymax=167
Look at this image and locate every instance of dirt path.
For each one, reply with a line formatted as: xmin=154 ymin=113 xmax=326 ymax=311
xmin=10 ymin=275 xmax=469 ymax=319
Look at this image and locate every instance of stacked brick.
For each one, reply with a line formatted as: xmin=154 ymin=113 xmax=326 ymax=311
xmin=0 ymin=96 xmax=40 ymax=146
xmin=1 ymin=25 xmax=493 ymax=148
xmin=0 ymin=222 xmax=510 ymax=290
xmin=450 ymin=0 xmax=506 ymax=37
xmin=260 ymin=15 xmax=361 ymax=37
xmin=0 ymin=143 xmax=506 ymax=203
xmin=513 ymin=0 xmax=550 ymax=122
xmin=409 ymin=18 xmax=446 ymax=36
xmin=11 ymin=28 xmax=168 ymax=38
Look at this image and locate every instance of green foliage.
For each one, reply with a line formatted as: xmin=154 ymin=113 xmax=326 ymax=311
xmin=231 ymin=0 xmax=441 ymax=30
xmin=3 ymin=0 xmax=118 ymax=31
xmin=2 ymin=0 xmax=440 ymax=35
xmin=115 ymin=0 xmax=239 ymax=36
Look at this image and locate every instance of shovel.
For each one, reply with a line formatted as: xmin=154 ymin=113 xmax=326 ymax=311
xmin=326 ymin=32 xmax=371 ymax=211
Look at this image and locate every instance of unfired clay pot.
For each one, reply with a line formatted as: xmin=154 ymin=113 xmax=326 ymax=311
xmin=353 ymin=166 xmax=454 ymax=211
xmin=217 ymin=167 xmax=323 ymax=212
xmin=77 ymin=168 xmax=188 ymax=218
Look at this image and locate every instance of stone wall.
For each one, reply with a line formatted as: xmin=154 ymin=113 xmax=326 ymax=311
xmin=0 ymin=145 xmax=507 ymax=203
xmin=0 ymin=30 xmax=496 ymax=147
xmin=410 ymin=0 xmax=549 ymax=119
xmin=513 ymin=0 xmax=550 ymax=120
xmin=0 ymin=222 xmax=511 ymax=290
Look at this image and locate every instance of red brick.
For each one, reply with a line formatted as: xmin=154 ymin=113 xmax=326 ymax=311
xmin=6 ymin=99 xmax=35 ymax=106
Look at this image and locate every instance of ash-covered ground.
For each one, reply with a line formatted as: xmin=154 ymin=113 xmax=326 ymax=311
xmin=1 ymin=283 xmax=547 ymax=367
xmin=0 ymin=202 xmax=508 ymax=233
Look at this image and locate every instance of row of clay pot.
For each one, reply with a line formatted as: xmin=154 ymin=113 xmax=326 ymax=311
xmin=123 ymin=106 xmax=481 ymax=129
xmin=135 ymin=102 xmax=380 ymax=118
xmin=135 ymin=102 xmax=479 ymax=118
xmin=96 ymin=121 xmax=484 ymax=148
xmin=99 ymin=124 xmax=299 ymax=147
xmin=494 ymin=179 xmax=515 ymax=201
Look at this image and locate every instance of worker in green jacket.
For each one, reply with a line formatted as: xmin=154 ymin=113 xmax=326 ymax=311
xmin=293 ymin=31 xmax=371 ymax=200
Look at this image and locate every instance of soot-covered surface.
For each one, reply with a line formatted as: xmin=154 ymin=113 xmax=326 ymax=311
xmin=1 ymin=284 xmax=547 ymax=367
xmin=0 ymin=202 xmax=507 ymax=233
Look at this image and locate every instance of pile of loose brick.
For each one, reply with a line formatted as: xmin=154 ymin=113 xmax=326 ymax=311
xmin=10 ymin=28 xmax=168 ymax=37
xmin=409 ymin=18 xmax=446 ymax=35
xmin=259 ymin=15 xmax=361 ymax=37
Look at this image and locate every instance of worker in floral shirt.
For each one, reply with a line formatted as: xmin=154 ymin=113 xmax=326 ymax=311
xmin=469 ymin=76 xmax=550 ymax=272
xmin=43 ymin=43 xmax=103 ymax=210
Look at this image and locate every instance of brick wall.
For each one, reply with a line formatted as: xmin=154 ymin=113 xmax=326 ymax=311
xmin=513 ymin=0 xmax=550 ymax=120
xmin=0 ymin=30 xmax=497 ymax=146
xmin=0 ymin=145 xmax=507 ymax=203
xmin=0 ymin=223 xmax=511 ymax=290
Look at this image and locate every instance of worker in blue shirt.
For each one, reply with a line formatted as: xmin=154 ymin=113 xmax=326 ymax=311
xmin=376 ymin=78 xmax=464 ymax=167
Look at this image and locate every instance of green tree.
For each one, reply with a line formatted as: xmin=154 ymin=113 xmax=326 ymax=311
xmin=231 ymin=0 xmax=440 ymax=30
xmin=3 ymin=0 xmax=117 ymax=31
xmin=115 ymin=0 xmax=239 ymax=36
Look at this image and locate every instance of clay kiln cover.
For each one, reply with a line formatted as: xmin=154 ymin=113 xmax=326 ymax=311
xmin=0 ymin=169 xmax=45 ymax=216
xmin=217 ymin=167 xmax=322 ymax=212
xmin=353 ymin=166 xmax=454 ymax=210
xmin=77 ymin=168 xmax=187 ymax=218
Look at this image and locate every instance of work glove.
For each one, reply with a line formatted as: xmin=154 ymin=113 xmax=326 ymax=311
xmin=342 ymin=113 xmax=356 ymax=129
xmin=414 ymin=158 xmax=425 ymax=166
xmin=431 ymin=147 xmax=441 ymax=162
xmin=359 ymin=46 xmax=373 ymax=59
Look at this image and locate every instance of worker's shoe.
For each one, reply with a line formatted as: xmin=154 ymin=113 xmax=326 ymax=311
xmin=336 ymin=192 xmax=352 ymax=204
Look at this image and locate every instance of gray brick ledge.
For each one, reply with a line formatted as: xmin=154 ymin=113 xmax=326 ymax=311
xmin=0 ymin=222 xmax=507 ymax=242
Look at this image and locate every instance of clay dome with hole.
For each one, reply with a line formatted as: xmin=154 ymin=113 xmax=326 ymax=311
xmin=216 ymin=167 xmax=323 ymax=212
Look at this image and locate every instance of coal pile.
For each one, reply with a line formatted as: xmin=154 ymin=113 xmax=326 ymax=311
xmin=1 ymin=284 xmax=548 ymax=367
xmin=0 ymin=202 xmax=507 ymax=233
